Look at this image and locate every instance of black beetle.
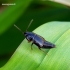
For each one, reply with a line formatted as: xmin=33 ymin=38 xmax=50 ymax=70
xmin=14 ymin=19 xmax=55 ymax=51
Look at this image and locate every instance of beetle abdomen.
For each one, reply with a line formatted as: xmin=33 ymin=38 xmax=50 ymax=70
xmin=42 ymin=41 xmax=55 ymax=49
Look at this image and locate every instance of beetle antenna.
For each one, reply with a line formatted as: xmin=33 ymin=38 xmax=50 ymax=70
xmin=26 ymin=19 xmax=33 ymax=31
xmin=14 ymin=24 xmax=23 ymax=34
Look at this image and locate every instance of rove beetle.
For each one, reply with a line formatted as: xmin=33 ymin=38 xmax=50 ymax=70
xmin=14 ymin=19 xmax=55 ymax=51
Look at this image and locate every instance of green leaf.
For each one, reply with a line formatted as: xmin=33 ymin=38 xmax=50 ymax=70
xmin=1 ymin=21 xmax=70 ymax=70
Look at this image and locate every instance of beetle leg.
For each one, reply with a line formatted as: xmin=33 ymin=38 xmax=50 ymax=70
xmin=28 ymin=40 xmax=31 ymax=43
xmin=31 ymin=42 xmax=33 ymax=50
xmin=38 ymin=47 xmax=41 ymax=50
xmin=38 ymin=47 xmax=45 ymax=53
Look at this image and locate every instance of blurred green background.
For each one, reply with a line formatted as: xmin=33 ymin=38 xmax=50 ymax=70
xmin=0 ymin=0 xmax=70 ymax=67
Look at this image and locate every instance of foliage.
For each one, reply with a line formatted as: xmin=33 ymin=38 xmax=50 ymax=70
xmin=0 ymin=0 xmax=70 ymax=70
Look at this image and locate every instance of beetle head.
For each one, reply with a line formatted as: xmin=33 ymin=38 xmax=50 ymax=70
xmin=24 ymin=32 xmax=33 ymax=41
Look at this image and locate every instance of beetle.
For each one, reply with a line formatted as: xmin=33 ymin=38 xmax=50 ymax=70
xmin=14 ymin=19 xmax=55 ymax=51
